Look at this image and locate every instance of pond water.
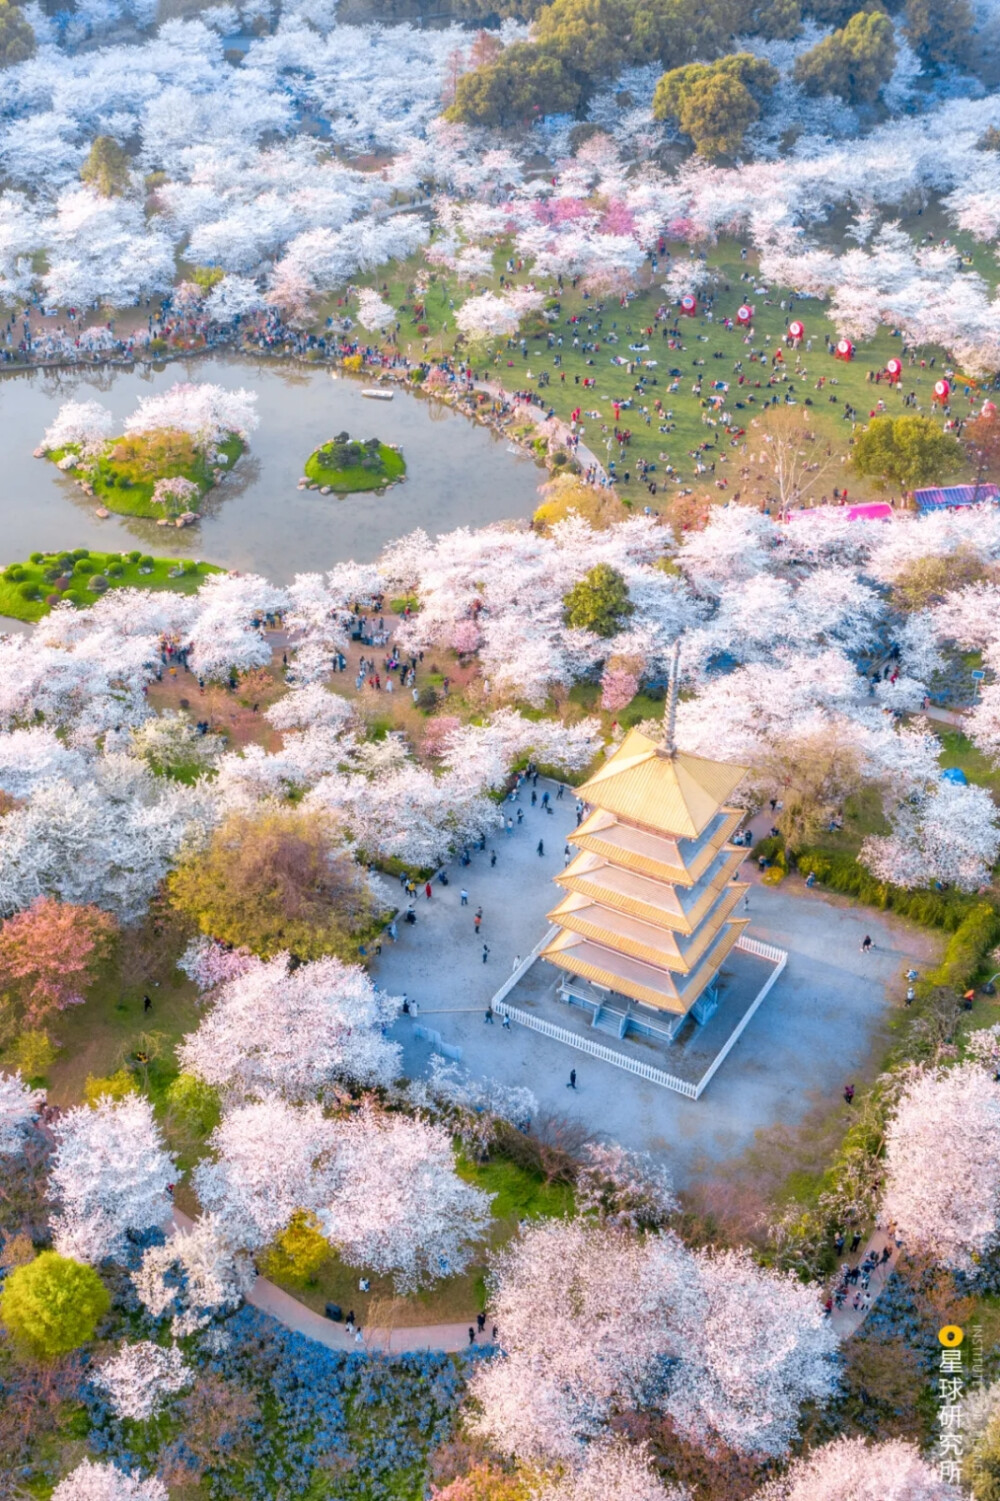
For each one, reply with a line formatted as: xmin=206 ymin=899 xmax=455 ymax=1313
xmin=0 ymin=356 xmax=543 ymax=583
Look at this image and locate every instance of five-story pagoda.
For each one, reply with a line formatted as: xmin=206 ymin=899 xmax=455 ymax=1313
xmin=541 ymin=667 xmax=749 ymax=1040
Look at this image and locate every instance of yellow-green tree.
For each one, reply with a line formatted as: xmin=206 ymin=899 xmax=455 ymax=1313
xmin=260 ymin=1210 xmax=331 ymax=1285
xmin=80 ymin=136 xmax=131 ymax=197
xmin=793 ymin=10 xmax=896 ymax=103
xmin=0 ymin=1252 xmax=109 ymax=1360
xmin=852 ymin=414 xmax=963 ymax=491
xmin=168 ymin=809 xmax=377 ymax=961
xmin=447 ymin=43 xmax=580 ymax=125
xmin=904 ymin=0 xmax=972 ymax=67
xmin=653 ymin=53 xmax=779 ymax=156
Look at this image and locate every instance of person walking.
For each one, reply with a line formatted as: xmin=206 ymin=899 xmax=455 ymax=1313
xmin=425 ymin=881 xmax=433 ymax=900
xmin=861 ymin=934 xmax=872 ymax=953
xmin=490 ymin=849 xmax=497 ymax=867
xmin=482 ymin=944 xmax=490 ymax=964
xmin=843 ymin=1083 xmax=855 ymax=1105
xmin=468 ymin=1327 xmax=476 ymax=1345
xmin=460 ymin=888 xmax=469 ymax=906
xmin=567 ymin=1068 xmax=577 ymax=1089
xmin=474 ymin=908 xmax=482 ymax=934
xmin=484 ymin=1007 xmax=494 ymax=1024
xmin=511 ymin=954 xmax=521 ymax=972
xmin=477 ymin=1312 xmax=486 ymax=1332
xmin=850 ymin=1230 xmax=862 ymax=1254
xmin=143 ymin=994 xmax=152 ymax=1013
xmin=537 ymin=839 xmax=545 ymax=857
xmin=502 ymin=1013 xmax=511 ymax=1029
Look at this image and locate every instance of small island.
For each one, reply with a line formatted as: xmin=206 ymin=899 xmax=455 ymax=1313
xmin=37 ymin=383 xmax=258 ymax=522
xmin=0 ymin=549 xmax=221 ymax=622
xmin=303 ymin=432 xmax=405 ymax=494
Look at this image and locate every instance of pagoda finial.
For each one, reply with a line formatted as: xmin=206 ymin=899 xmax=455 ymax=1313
xmin=662 ymin=638 xmax=681 ymax=756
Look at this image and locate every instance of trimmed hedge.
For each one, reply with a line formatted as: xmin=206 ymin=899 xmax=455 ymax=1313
xmin=791 ymin=847 xmax=981 ymax=932
xmin=924 ymin=902 xmax=1000 ymax=992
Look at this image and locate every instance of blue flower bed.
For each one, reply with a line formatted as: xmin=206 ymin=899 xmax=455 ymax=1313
xmin=83 ymin=1306 xmax=476 ymax=1501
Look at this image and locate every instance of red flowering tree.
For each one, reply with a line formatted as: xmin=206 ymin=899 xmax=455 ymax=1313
xmin=0 ymin=898 xmax=117 ymax=1026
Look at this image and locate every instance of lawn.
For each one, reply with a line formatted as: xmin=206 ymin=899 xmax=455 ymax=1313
xmin=336 ymin=225 xmax=985 ymax=503
xmin=303 ymin=437 xmax=406 ymax=493
xmin=937 ymin=726 xmax=1000 ymax=798
xmin=0 ymin=549 xmax=221 ymax=621
xmin=46 ymin=431 xmax=244 ymax=519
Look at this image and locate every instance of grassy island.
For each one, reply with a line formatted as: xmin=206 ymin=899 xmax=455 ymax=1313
xmin=304 ymin=433 xmax=405 ymax=493
xmin=0 ymin=550 xmax=221 ymax=621
xmin=45 ymin=430 xmax=245 ymax=520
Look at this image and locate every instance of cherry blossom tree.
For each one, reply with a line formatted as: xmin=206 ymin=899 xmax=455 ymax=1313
xmin=133 ymin=1214 xmax=254 ymax=1336
xmin=658 ymin=1244 xmax=837 ymax=1457
xmin=51 ymin=1461 xmax=169 ymax=1501
xmin=123 ymin=382 xmax=259 ymax=445
xmin=0 ymin=897 xmax=117 ymax=1026
xmin=177 ymin=953 xmax=401 ymax=1103
xmin=318 ymin=1102 xmax=493 ymax=1292
xmin=751 ymin=1435 xmax=961 ymax=1500
xmin=40 ymin=401 xmax=114 ymax=454
xmin=575 ymin=1142 xmax=677 ymax=1231
xmin=354 ymin=287 xmax=395 ymax=331
xmin=881 ymin=1062 xmax=1000 ymax=1272
xmin=860 ymin=779 xmax=1000 ymax=891
xmin=49 ymin=1095 xmax=177 ymax=1265
xmin=193 ymin=1097 xmax=337 ymax=1252
xmin=92 ymin=1341 xmax=192 ymax=1421
xmin=541 ymin=1440 xmax=688 ymax=1501
xmin=177 ymin=936 xmax=258 ymax=994
xmin=469 ymin=1220 xmax=683 ymax=1462
xmin=0 ymin=1069 xmax=43 ymax=1156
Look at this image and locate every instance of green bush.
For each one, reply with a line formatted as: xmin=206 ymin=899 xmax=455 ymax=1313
xmin=87 ymin=575 xmax=109 ymax=593
xmin=0 ymin=1252 xmax=109 ymax=1360
xmin=29 ymin=551 xmax=42 ymax=563
xmin=925 ymin=903 xmax=1000 ymax=993
xmin=3 ymin=564 xmax=24 ymax=582
xmin=71 ymin=548 xmax=89 ymax=560
xmin=795 ymin=848 xmax=979 ymax=931
xmin=18 ymin=582 xmax=38 ymax=600
xmin=128 ymin=549 xmax=142 ymax=563
xmin=107 ymin=562 xmax=124 ymax=577
xmin=139 ymin=554 xmax=154 ymax=569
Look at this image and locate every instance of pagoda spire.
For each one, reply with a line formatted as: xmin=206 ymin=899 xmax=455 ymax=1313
xmin=661 ymin=638 xmax=681 ymax=757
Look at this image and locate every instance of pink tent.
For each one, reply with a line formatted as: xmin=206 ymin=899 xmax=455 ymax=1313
xmin=786 ymin=502 xmax=893 ymax=524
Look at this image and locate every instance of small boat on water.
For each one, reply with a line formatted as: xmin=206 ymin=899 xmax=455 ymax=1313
xmin=362 ymin=388 xmax=394 ymax=400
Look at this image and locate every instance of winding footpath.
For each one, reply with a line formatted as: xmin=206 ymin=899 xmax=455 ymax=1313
xmin=169 ymin=1209 xmax=487 ymax=1355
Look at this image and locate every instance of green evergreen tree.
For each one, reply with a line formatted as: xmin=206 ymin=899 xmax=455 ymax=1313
xmin=0 ymin=0 xmax=34 ymax=67
xmin=653 ymin=53 xmax=779 ymax=156
xmin=793 ymin=9 xmax=896 ymax=103
xmin=563 ymin=563 xmax=634 ymax=637
xmin=80 ymin=136 xmax=131 ymax=198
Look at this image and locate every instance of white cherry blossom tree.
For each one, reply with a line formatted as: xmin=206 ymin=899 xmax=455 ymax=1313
xmin=49 ymin=1095 xmax=177 ymax=1265
xmin=881 ymin=1063 xmax=1000 ymax=1272
xmin=51 ymin=1461 xmax=169 ymax=1501
xmin=752 ymin=1435 xmax=962 ymax=1500
xmin=0 ymin=1069 xmax=43 ymax=1156
xmin=92 ymin=1341 xmax=192 ymax=1421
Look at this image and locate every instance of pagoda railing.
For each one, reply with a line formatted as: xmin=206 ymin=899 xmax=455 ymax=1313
xmin=490 ymin=929 xmax=787 ymax=1101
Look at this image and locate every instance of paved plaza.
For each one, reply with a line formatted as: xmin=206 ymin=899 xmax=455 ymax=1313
xmin=372 ymin=781 xmax=932 ymax=1185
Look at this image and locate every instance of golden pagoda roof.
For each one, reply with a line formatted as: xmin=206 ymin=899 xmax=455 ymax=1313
xmin=571 ymin=806 xmax=744 ymax=886
xmin=556 ymin=847 xmax=747 ymax=935
xmin=577 ymin=730 xmax=747 ymax=841
xmin=541 ymin=919 xmax=747 ymax=1015
xmin=547 ymin=882 xmax=746 ymax=973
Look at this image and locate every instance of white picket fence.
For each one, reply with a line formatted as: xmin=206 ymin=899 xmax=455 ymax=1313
xmin=490 ymin=931 xmax=787 ymax=1101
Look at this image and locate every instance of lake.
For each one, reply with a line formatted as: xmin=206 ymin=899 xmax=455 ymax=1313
xmin=0 ymin=356 xmax=543 ymax=583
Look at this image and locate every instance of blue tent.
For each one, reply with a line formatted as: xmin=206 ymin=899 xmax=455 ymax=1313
xmin=940 ymin=766 xmax=968 ymax=785
xmin=913 ymin=484 xmax=999 ymax=513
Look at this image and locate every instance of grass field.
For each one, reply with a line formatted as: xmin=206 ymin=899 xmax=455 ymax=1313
xmin=335 ymin=227 xmax=989 ymax=503
xmin=303 ymin=438 xmax=406 ymax=492
xmin=0 ymin=550 xmax=221 ymax=621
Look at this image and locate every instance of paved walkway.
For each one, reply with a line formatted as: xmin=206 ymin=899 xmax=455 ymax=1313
xmin=829 ymin=1227 xmax=902 ymax=1339
xmin=168 ymin=1209 xmax=488 ymax=1355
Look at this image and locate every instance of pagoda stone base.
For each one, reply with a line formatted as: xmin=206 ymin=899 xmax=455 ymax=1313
xmin=492 ymin=935 xmax=788 ymax=1099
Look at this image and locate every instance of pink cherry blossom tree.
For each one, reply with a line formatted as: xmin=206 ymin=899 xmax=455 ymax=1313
xmin=751 ymin=1435 xmax=961 ymax=1500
